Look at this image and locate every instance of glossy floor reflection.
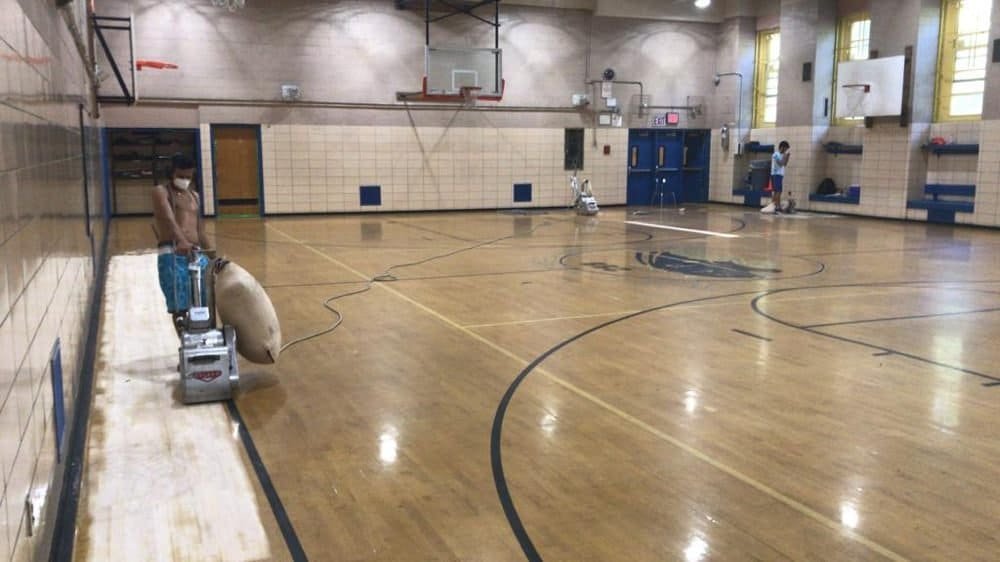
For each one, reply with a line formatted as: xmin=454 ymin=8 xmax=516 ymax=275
xmin=96 ymin=205 xmax=1000 ymax=561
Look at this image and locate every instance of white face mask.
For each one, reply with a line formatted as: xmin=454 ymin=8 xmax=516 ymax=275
xmin=173 ymin=178 xmax=192 ymax=190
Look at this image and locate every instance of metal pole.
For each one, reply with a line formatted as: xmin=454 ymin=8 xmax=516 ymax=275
xmin=736 ymin=73 xmax=743 ymax=152
xmin=129 ymin=14 xmax=136 ymax=104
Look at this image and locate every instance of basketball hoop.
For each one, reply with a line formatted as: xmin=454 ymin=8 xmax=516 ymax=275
xmin=460 ymin=86 xmax=481 ymax=107
xmin=839 ymin=83 xmax=871 ymax=119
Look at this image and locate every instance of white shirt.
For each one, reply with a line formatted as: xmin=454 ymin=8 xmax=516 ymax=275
xmin=771 ymin=150 xmax=787 ymax=176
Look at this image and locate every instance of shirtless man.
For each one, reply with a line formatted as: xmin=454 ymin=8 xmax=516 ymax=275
xmin=152 ymin=153 xmax=213 ymax=331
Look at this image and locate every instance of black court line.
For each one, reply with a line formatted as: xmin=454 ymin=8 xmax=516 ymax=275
xmin=263 ymin=267 xmax=568 ymax=289
xmin=732 ymin=329 xmax=772 ymax=341
xmin=804 ymin=306 xmax=1000 ymax=329
xmin=213 ymin=220 xmax=657 ymax=251
xmin=225 ymin=400 xmax=308 ymax=562
xmin=387 ymin=219 xmax=482 ymax=242
xmin=751 ymin=283 xmax=1000 ymax=385
xmin=872 ymin=351 xmax=893 ymax=357
xmin=491 ymin=290 xmax=763 ymax=562
xmin=983 ymin=382 xmax=1000 ymax=387
xmin=51 ymin=223 xmax=110 ymax=562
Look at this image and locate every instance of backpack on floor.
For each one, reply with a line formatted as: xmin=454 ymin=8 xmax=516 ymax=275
xmin=817 ymin=177 xmax=837 ymax=195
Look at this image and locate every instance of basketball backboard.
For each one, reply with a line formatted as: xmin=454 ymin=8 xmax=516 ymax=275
xmin=835 ymin=56 xmax=905 ymax=118
xmin=425 ymin=46 xmax=503 ymax=99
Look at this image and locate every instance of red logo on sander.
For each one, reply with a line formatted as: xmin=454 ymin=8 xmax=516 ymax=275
xmin=192 ymin=370 xmax=222 ymax=383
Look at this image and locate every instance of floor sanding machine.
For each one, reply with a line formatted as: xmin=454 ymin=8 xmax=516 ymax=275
xmin=569 ymin=172 xmax=599 ymax=216
xmin=178 ymin=253 xmax=239 ymax=404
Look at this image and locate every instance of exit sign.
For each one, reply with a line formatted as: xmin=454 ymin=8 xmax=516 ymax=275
xmin=653 ymin=113 xmax=681 ymax=127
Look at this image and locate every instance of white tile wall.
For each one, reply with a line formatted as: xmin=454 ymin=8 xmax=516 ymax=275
xmin=249 ymin=124 xmax=627 ymax=214
xmin=926 ymin=122 xmax=980 ymax=187
xmin=200 ymin=124 xmax=216 ymax=216
xmin=734 ymin=127 xmax=825 ymax=209
xmin=708 ymin=127 xmax=744 ymax=204
xmin=973 ymin=120 xmax=1000 ymax=226
xmin=197 ymin=119 xmax=1000 ymax=226
xmin=714 ymin=120 xmax=1000 ymax=227
xmin=2 ymin=0 xmax=100 ymax=558
xmin=822 ymin=126 xmax=864 ymax=194
xmin=858 ymin=124 xmax=918 ymax=219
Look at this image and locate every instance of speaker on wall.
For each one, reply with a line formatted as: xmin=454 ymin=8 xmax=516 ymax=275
xmin=993 ymin=38 xmax=1000 ymax=63
xmin=802 ymin=62 xmax=812 ymax=82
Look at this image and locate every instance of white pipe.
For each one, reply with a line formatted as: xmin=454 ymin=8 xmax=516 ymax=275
xmin=714 ymin=72 xmax=743 ymax=154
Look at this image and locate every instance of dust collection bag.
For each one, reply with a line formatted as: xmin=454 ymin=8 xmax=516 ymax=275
xmin=214 ymin=259 xmax=281 ymax=364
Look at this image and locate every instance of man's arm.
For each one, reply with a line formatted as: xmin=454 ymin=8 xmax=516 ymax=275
xmin=152 ymin=185 xmax=194 ymax=253
xmin=782 ymin=151 xmax=791 ymax=166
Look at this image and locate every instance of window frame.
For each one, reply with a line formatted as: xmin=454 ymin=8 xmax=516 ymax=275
xmin=832 ymin=12 xmax=871 ymax=125
xmin=934 ymin=0 xmax=992 ymax=122
xmin=753 ymin=29 xmax=781 ymax=128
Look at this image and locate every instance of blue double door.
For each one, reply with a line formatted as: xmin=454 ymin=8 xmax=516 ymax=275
xmin=626 ymin=129 xmax=710 ymax=206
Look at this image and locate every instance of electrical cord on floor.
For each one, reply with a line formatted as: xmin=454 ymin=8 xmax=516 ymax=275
xmin=278 ymin=216 xmax=556 ymax=355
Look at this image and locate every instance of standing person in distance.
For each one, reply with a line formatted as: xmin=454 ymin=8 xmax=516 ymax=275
xmin=764 ymin=140 xmax=790 ymax=214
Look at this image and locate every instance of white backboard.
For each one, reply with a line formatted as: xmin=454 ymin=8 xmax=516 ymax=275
xmin=425 ymin=46 xmax=502 ymax=97
xmin=835 ymin=56 xmax=905 ymax=118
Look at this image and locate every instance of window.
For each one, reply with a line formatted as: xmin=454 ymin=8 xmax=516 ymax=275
xmin=936 ymin=0 xmax=992 ymax=121
xmin=833 ymin=13 xmax=871 ymax=124
xmin=564 ymin=128 xmax=584 ymax=170
xmin=754 ymin=30 xmax=781 ymax=128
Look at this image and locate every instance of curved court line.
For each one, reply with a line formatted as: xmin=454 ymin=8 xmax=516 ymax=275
xmin=490 ymin=292 xmax=759 ymax=562
xmin=265 ymin=224 xmax=907 ymax=562
xmin=803 ymin=306 xmax=1000 ymax=329
xmin=751 ymin=283 xmax=1000 ymax=384
xmin=487 ymin=293 xmax=909 ymax=562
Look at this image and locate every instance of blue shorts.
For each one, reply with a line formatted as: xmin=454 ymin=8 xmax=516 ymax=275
xmin=770 ymin=175 xmax=784 ymax=193
xmin=157 ymin=250 xmax=210 ymax=313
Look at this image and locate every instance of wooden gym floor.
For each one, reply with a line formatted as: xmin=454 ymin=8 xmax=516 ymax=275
xmin=80 ymin=205 xmax=1000 ymax=561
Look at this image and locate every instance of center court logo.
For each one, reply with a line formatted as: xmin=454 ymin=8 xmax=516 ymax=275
xmin=636 ymin=251 xmax=781 ymax=278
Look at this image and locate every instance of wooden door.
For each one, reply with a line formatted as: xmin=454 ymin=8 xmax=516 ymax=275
xmin=213 ymin=126 xmax=261 ymax=216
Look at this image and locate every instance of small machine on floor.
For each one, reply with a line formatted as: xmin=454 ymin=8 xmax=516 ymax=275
xmin=178 ymin=253 xmax=239 ymax=404
xmin=570 ymin=172 xmax=599 ymax=216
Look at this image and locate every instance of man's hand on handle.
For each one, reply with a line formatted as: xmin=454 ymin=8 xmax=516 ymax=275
xmin=174 ymin=238 xmax=195 ymax=256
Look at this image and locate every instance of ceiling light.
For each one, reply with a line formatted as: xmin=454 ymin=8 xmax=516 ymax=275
xmin=694 ymin=0 xmax=711 ymax=8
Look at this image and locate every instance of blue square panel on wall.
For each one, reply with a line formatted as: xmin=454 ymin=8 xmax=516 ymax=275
xmin=513 ymin=183 xmax=532 ymax=202
xmin=360 ymin=185 xmax=381 ymax=206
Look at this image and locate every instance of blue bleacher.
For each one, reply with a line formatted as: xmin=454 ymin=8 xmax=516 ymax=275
xmin=906 ymin=184 xmax=975 ymax=223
